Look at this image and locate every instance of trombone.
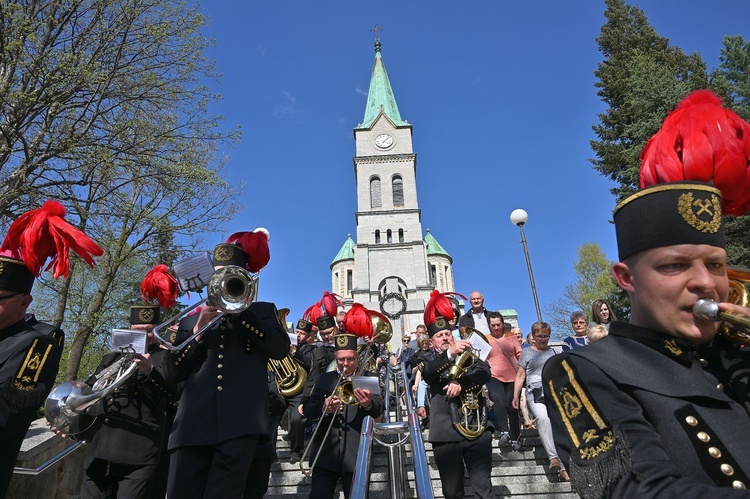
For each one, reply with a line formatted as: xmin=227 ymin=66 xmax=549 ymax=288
xmin=151 ymin=265 xmax=257 ymax=352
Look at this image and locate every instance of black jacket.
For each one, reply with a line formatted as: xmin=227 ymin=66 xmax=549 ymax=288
xmin=303 ymin=370 xmax=383 ymax=473
xmin=543 ymin=321 xmax=750 ymax=498
xmin=458 ymin=308 xmax=492 ymax=333
xmin=84 ymin=345 xmax=178 ymax=466
xmin=421 ymin=349 xmax=492 ymax=443
xmin=164 ymin=302 xmax=290 ymax=449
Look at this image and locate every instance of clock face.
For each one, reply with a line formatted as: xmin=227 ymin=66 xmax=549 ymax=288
xmin=374 ymin=133 xmax=394 ymax=149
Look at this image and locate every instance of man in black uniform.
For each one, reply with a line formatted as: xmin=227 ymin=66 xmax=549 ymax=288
xmin=544 ymin=181 xmax=750 ymax=498
xmin=301 ymin=314 xmax=338 ymax=401
xmin=79 ymin=305 xmax=178 ymax=499
xmin=421 ymin=291 xmax=495 ymax=499
xmin=163 ymin=233 xmax=290 ymax=498
xmin=0 ymin=256 xmax=63 ymax=498
xmin=287 ymin=318 xmax=316 ymax=464
xmin=303 ymin=331 xmax=384 ymax=499
xmin=0 ymin=200 xmax=102 ymax=498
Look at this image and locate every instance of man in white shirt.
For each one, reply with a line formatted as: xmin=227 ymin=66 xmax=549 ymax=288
xmin=458 ymin=291 xmax=492 ymax=338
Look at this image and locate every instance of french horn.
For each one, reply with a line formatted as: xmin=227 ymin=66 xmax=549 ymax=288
xmin=444 ymin=327 xmax=490 ymax=439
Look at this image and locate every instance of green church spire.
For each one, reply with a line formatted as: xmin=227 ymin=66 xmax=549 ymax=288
xmin=425 ymin=229 xmax=452 ymax=262
xmin=331 ymin=234 xmax=356 ymax=266
xmin=357 ymin=40 xmax=407 ymax=130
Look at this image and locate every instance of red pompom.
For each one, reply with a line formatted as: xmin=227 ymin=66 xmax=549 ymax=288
xmin=226 ymin=229 xmax=270 ymax=273
xmin=1 ymin=200 xmax=103 ymax=278
xmin=423 ymin=290 xmax=462 ymax=326
xmin=640 ymin=89 xmax=750 ymax=216
xmin=141 ymin=264 xmax=179 ymax=309
xmin=341 ymin=303 xmax=372 ymax=338
xmin=320 ymin=291 xmax=344 ymax=318
xmin=303 ymin=301 xmax=323 ymax=325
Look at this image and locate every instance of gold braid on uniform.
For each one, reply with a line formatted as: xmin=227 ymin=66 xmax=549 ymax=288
xmin=2 ymin=339 xmax=53 ymax=408
xmin=547 ymin=359 xmax=636 ymax=499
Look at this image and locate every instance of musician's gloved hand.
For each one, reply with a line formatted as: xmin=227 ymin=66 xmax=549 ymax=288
xmin=444 ymin=380 xmax=462 ymax=399
xmin=354 ymin=388 xmax=373 ymax=410
xmin=134 ymin=352 xmax=153 ymax=375
xmin=193 ymin=306 xmax=221 ymax=341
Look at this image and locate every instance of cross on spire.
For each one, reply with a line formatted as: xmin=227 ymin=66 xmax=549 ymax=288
xmin=371 ymin=24 xmax=383 ymax=42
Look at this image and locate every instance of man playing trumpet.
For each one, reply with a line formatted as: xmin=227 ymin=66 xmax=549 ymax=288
xmin=543 ymin=91 xmax=750 ymax=497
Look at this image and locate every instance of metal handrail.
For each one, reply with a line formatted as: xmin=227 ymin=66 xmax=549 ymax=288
xmin=403 ymin=360 xmax=434 ymax=499
xmin=13 ymin=441 xmax=84 ymax=476
xmin=350 ymin=416 xmax=374 ymax=499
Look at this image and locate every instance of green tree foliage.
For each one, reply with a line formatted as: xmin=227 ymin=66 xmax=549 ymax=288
xmin=712 ymin=35 xmax=750 ymax=120
xmin=591 ymin=0 xmax=707 ymax=202
xmin=0 ymin=0 xmax=241 ymax=379
xmin=545 ymin=243 xmax=628 ymax=340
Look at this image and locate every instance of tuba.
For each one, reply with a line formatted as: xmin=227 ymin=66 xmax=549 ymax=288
xmin=267 ymin=308 xmax=308 ymax=398
xmin=355 ymin=312 xmax=394 ymax=374
xmin=445 ymin=327 xmax=490 ymax=439
xmin=693 ymin=267 xmax=750 ymax=346
xmin=45 ymin=353 xmax=139 ymax=437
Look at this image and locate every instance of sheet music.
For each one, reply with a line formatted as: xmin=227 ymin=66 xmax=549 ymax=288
xmin=172 ymin=252 xmax=215 ymax=292
xmin=466 ymin=332 xmax=492 ymax=362
xmin=351 ymin=375 xmax=381 ymax=395
xmin=288 ymin=332 xmax=298 ymax=345
xmin=111 ymin=329 xmax=148 ymax=354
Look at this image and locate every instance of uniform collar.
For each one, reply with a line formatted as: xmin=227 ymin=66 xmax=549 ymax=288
xmin=609 ymin=321 xmax=694 ymax=363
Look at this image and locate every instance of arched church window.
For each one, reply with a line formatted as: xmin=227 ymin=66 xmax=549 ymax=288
xmin=398 ymin=228 xmax=404 ymax=243
xmin=370 ymin=176 xmax=382 ymax=208
xmin=392 ymin=175 xmax=404 ymax=207
xmin=375 ymin=230 xmax=381 ymax=244
xmin=387 ymin=229 xmax=392 ymax=243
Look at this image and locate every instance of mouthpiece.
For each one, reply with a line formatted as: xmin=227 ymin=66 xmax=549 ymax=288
xmin=693 ymin=299 xmax=722 ymax=321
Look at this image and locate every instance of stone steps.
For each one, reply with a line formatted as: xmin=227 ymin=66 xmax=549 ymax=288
xmin=266 ymin=416 xmax=576 ymax=498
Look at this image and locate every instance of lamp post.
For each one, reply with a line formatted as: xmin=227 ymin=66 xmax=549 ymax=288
xmin=510 ymin=209 xmax=543 ymax=322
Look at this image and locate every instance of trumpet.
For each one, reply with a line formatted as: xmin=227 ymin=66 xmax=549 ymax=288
xmin=152 ymin=265 xmax=257 ymax=352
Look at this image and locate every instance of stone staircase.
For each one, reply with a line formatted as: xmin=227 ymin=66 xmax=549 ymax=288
xmin=266 ymin=416 xmax=577 ymax=498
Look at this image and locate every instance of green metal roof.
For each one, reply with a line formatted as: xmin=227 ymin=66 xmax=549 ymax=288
xmin=331 ymin=234 xmax=355 ymax=265
xmin=425 ymin=229 xmax=452 ymax=261
xmin=357 ymin=42 xmax=407 ymax=130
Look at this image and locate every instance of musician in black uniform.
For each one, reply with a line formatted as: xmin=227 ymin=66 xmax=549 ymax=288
xmin=421 ymin=291 xmax=495 ymax=499
xmin=0 ymin=256 xmax=63 ymax=498
xmin=163 ymin=235 xmax=290 ymax=498
xmin=300 ymin=314 xmax=338 ymax=402
xmin=0 ymin=201 xmax=101 ymax=498
xmin=304 ymin=332 xmax=384 ymax=499
xmin=79 ymin=305 xmax=178 ymax=499
xmin=543 ymin=182 xmax=750 ymax=498
xmin=287 ymin=318 xmax=316 ymax=464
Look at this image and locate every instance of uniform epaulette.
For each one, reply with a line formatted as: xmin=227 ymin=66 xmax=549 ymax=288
xmin=546 ymin=357 xmax=634 ymax=499
xmin=5 ymin=337 xmax=54 ymax=409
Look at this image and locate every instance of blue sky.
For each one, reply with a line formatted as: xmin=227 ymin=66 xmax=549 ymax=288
xmin=194 ymin=1 xmax=750 ymax=336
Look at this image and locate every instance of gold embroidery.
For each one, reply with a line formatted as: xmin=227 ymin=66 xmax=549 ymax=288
xmin=27 ymin=352 xmax=41 ymax=371
xmin=0 ymin=261 xmax=4 ymax=275
xmin=435 ymin=317 xmax=446 ymax=329
xmin=548 ymin=379 xmax=580 ymax=448
xmin=336 ymin=335 xmax=348 ymax=348
xmin=615 ymin=183 xmax=720 ymax=213
xmin=561 ymin=387 xmax=583 ymax=419
xmin=214 ymin=245 xmax=234 ymax=262
xmin=33 ymin=344 xmax=52 ymax=382
xmin=663 ymin=339 xmax=683 ymax=357
xmin=14 ymin=380 xmax=36 ymax=392
xmin=579 ymin=430 xmax=615 ymax=460
xmin=17 ymin=339 xmax=39 ymax=378
xmin=582 ymin=429 xmax=599 ymax=442
xmin=139 ymin=308 xmax=155 ymax=323
xmin=561 ymin=360 xmax=607 ymax=429
xmin=677 ymin=192 xmax=721 ymax=233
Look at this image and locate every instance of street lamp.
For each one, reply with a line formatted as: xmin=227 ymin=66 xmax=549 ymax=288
xmin=510 ymin=209 xmax=542 ymax=322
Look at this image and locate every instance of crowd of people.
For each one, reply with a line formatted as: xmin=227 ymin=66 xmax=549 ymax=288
xmin=4 ymin=89 xmax=750 ymax=499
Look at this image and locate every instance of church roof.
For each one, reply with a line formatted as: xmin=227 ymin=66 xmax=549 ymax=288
xmin=331 ymin=234 xmax=355 ymax=265
xmin=357 ymin=41 xmax=407 ymax=130
xmin=425 ymin=229 xmax=452 ymax=261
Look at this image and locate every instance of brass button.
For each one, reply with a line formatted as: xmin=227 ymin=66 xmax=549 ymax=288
xmin=698 ymin=358 xmax=709 ymax=367
xmin=218 ymin=364 xmax=223 ymax=368
xmin=218 ymin=354 xmax=224 ymax=359
xmin=217 ymin=375 xmax=223 ymax=380
xmin=721 ymin=464 xmax=735 ymax=476
xmin=709 ymin=447 xmax=721 ymax=458
xmin=685 ymin=416 xmax=698 ymax=426
xmin=104 ymin=418 xmax=110 ymax=423
xmin=697 ymin=432 xmax=710 ymax=443
xmin=220 ymin=344 xmax=224 ymax=349
xmin=221 ymin=334 xmax=225 ymax=339
xmin=733 ymin=480 xmax=746 ymax=489
xmin=217 ymin=386 xmax=223 ymax=391
xmin=717 ymin=383 xmax=724 ymax=391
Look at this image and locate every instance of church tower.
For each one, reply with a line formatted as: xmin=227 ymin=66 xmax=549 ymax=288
xmin=331 ymin=40 xmax=455 ymax=335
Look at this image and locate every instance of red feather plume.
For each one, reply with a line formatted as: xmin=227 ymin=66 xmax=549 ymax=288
xmin=341 ymin=303 xmax=372 ymax=337
xmin=320 ymin=291 xmax=344 ymax=318
xmin=423 ymin=290 xmax=460 ymax=326
xmin=1 ymin=200 xmax=103 ymax=278
xmin=226 ymin=229 xmax=270 ymax=273
xmin=141 ymin=264 xmax=179 ymax=309
xmin=303 ymin=301 xmax=323 ymax=325
xmin=640 ymin=89 xmax=750 ymax=216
